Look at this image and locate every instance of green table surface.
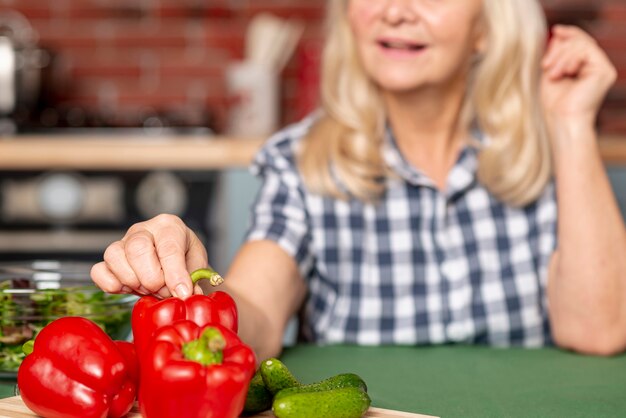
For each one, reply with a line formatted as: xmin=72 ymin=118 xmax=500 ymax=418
xmin=0 ymin=382 xmax=14 ymax=399
xmin=277 ymin=345 xmax=626 ymax=418
xmin=2 ymin=344 xmax=625 ymax=417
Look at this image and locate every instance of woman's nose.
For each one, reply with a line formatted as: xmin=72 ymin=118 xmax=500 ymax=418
xmin=383 ymin=0 xmax=418 ymax=25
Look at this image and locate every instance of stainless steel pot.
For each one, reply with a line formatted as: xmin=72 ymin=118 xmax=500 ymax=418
xmin=0 ymin=36 xmax=16 ymax=116
xmin=0 ymin=11 xmax=50 ymax=134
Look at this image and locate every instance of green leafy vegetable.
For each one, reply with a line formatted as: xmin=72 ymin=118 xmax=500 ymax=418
xmin=0 ymin=279 xmax=133 ymax=372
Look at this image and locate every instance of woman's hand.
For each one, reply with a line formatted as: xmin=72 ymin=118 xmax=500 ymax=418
xmin=91 ymin=214 xmax=209 ymax=299
xmin=541 ymin=25 xmax=617 ymax=128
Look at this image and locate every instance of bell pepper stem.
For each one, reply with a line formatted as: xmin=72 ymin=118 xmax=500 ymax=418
xmin=182 ymin=327 xmax=226 ymax=366
xmin=22 ymin=340 xmax=34 ymax=356
xmin=190 ymin=267 xmax=224 ymax=287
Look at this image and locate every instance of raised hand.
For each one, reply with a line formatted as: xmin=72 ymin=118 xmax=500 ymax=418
xmin=541 ymin=25 xmax=617 ymax=127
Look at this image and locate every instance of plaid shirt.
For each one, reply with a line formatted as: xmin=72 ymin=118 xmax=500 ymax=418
xmin=246 ymin=116 xmax=557 ymax=347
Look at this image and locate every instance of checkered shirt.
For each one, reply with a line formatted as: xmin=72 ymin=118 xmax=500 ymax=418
xmin=245 ymin=116 xmax=557 ymax=347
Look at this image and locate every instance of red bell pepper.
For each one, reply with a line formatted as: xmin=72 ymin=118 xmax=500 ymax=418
xmin=131 ymin=268 xmax=237 ymax=356
xmin=139 ymin=320 xmax=256 ymax=418
xmin=114 ymin=340 xmax=139 ymax=388
xmin=132 ymin=291 xmax=237 ymax=354
xmin=17 ymin=316 xmax=138 ymax=418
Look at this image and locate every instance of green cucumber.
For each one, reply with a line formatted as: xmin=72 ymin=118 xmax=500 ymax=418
xmin=273 ymin=387 xmax=371 ymax=418
xmin=260 ymin=358 xmax=301 ymax=394
xmin=274 ymin=373 xmax=367 ymax=400
xmin=243 ymin=369 xmax=273 ymax=414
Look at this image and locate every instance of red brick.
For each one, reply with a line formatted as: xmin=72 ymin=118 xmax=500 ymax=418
xmin=35 ymin=21 xmax=103 ymax=49
xmin=0 ymin=3 xmax=51 ymax=20
xmin=67 ymin=51 xmax=142 ymax=79
xmin=160 ymin=60 xmax=225 ymax=79
xmin=599 ymin=2 xmax=626 ymax=23
xmin=590 ymin=22 xmax=626 ymax=57
xmin=111 ymin=21 xmax=190 ymax=49
xmin=245 ymin=7 xmax=325 ymax=21
xmin=599 ymin=109 xmax=626 ymax=135
xmin=202 ymin=24 xmax=245 ymax=58
xmin=157 ymin=0 xmax=239 ymax=19
xmin=61 ymin=77 xmax=225 ymax=104
xmin=242 ymin=0 xmax=326 ymax=20
xmin=0 ymin=0 xmax=622 ymax=134
xmin=600 ymin=81 xmax=626 ymax=108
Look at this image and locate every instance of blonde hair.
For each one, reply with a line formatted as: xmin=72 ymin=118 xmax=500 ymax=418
xmin=299 ymin=0 xmax=552 ymax=207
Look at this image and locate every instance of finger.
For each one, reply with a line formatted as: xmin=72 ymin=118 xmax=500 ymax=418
xmin=90 ymin=261 xmax=125 ymax=294
xmin=551 ymin=24 xmax=584 ymax=40
xmin=542 ymin=36 xmax=570 ymax=68
xmin=156 ymin=285 xmax=173 ymax=299
xmin=562 ymin=55 xmax=586 ymax=77
xmin=551 ymin=25 xmax=573 ymax=37
xmin=544 ymin=25 xmax=595 ymax=68
xmin=149 ymin=219 xmax=194 ymax=299
xmin=547 ymin=62 xmax=570 ymax=81
xmin=137 ymin=285 xmax=152 ymax=296
xmin=584 ymin=40 xmax=616 ymax=75
xmin=130 ymin=289 xmax=151 ymax=298
xmin=103 ymin=240 xmax=142 ymax=291
xmin=543 ymin=47 xmax=570 ymax=76
xmin=193 ymin=284 xmax=204 ymax=295
xmin=124 ymin=230 xmax=167 ymax=294
xmin=186 ymin=231 xmax=209 ymax=273
xmin=137 ymin=286 xmax=171 ymax=300
xmin=544 ymin=44 xmax=585 ymax=79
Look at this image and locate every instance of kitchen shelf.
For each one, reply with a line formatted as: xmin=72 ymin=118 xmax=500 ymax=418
xmin=0 ymin=134 xmax=625 ymax=171
xmin=0 ymin=135 xmax=265 ymax=170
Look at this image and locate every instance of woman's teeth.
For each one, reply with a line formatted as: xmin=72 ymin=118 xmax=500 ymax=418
xmin=381 ymin=41 xmax=424 ymax=51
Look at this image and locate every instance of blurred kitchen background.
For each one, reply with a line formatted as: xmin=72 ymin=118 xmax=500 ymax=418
xmin=0 ymin=0 xmax=624 ymax=274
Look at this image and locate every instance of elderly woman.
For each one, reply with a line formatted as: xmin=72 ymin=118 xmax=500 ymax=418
xmin=92 ymin=0 xmax=626 ymax=360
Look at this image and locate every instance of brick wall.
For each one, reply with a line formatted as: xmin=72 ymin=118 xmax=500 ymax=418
xmin=0 ymin=0 xmax=624 ymax=135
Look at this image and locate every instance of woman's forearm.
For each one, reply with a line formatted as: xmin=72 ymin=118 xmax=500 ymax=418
xmin=223 ymin=285 xmax=285 ymax=362
xmin=201 ymin=241 xmax=307 ymax=363
xmin=548 ymin=121 xmax=626 ymax=355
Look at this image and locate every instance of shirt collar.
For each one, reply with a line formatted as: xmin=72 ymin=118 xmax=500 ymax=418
xmin=382 ymin=124 xmax=484 ymax=199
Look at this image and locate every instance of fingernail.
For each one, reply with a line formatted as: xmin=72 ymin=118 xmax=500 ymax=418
xmin=176 ymin=283 xmax=191 ymax=299
xmin=120 ymin=285 xmax=133 ymax=294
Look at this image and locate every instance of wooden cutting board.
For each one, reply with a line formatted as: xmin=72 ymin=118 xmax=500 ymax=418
xmin=0 ymin=396 xmax=438 ymax=418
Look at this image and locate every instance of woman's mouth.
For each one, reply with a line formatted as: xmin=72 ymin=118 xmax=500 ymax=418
xmin=379 ymin=40 xmax=426 ymax=51
xmin=377 ymin=39 xmax=428 ymax=57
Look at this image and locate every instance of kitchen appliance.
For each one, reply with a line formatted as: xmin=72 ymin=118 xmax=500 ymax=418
xmin=0 ymin=11 xmax=52 ymax=136
xmin=0 ymin=37 xmax=16 ymax=118
xmin=0 ymin=168 xmax=219 ymax=262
